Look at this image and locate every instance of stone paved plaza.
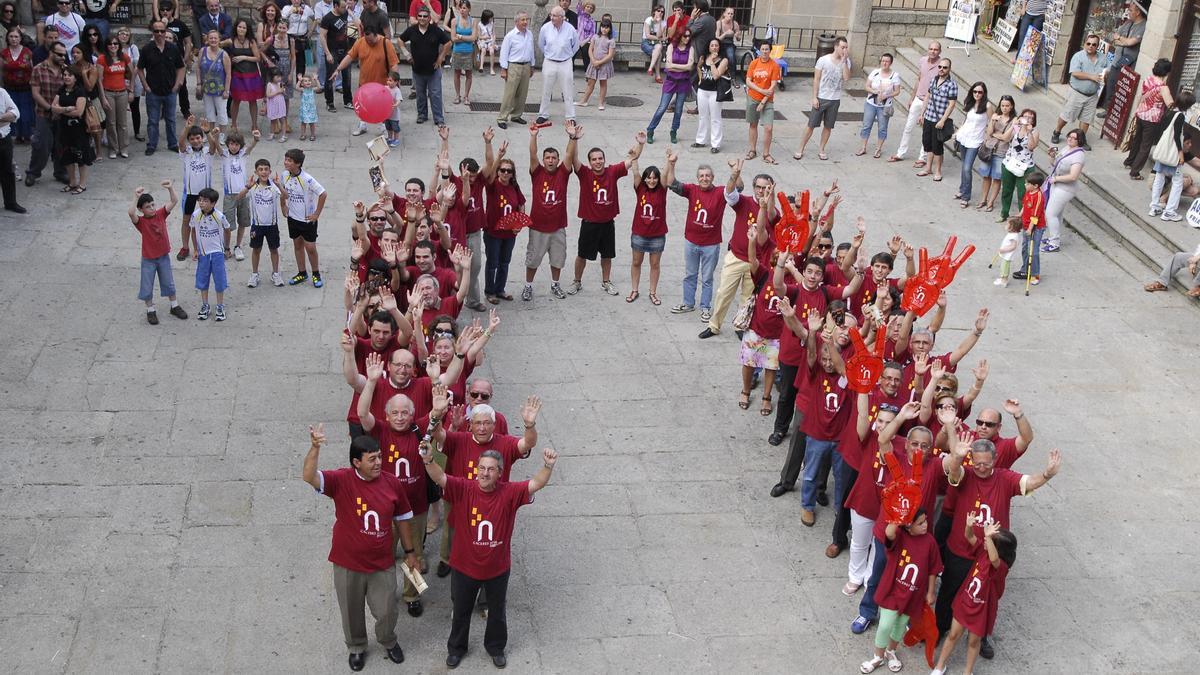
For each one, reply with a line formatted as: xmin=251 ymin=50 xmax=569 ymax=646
xmin=0 ymin=69 xmax=1196 ymax=674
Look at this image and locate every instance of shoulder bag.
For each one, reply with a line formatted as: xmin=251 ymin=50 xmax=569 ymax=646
xmin=1151 ymin=111 xmax=1185 ymax=167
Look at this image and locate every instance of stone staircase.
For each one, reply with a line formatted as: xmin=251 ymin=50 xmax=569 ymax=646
xmin=892 ymin=37 xmax=1200 ymax=299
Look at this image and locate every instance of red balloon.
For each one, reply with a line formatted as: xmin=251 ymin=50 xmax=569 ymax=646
xmin=353 ymin=82 xmax=392 ymax=124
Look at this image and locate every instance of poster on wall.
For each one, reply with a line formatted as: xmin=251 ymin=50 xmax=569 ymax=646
xmin=1040 ymin=0 xmax=1068 ymax=65
xmin=1011 ymin=27 xmax=1042 ymax=90
xmin=993 ymin=18 xmax=1017 ymax=50
xmin=945 ymin=0 xmax=979 ymax=44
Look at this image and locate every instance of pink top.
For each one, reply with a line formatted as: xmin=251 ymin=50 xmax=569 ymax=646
xmin=914 ymin=55 xmax=940 ymax=102
xmin=1136 ymin=75 xmax=1167 ymax=123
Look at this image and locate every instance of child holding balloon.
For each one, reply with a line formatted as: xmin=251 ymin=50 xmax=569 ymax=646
xmin=386 ymin=72 xmax=403 ymax=147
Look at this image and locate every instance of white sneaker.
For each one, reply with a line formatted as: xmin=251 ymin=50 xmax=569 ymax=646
xmin=1162 ymin=211 xmax=1184 ymax=222
xmin=247 ymin=272 xmax=260 ymax=288
xmin=566 ymin=280 xmax=582 ymax=295
xmin=1149 ymin=206 xmax=1163 ymax=217
xmin=601 ymin=280 xmax=619 ymax=296
xmin=271 ymin=271 xmax=285 ymax=287
xmin=233 ymin=245 xmax=245 ymax=261
xmin=993 ymin=277 xmax=1005 ymax=286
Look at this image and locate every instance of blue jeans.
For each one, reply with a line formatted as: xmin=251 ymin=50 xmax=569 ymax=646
xmin=801 ymin=438 xmax=843 ymax=511
xmin=483 ymin=233 xmax=515 ymax=296
xmin=145 ymin=92 xmax=178 ymax=151
xmin=139 ymin=254 xmax=177 ymax=301
xmin=857 ymin=535 xmax=888 ymax=621
xmin=413 ymin=69 xmax=445 ymax=125
xmin=10 ymin=90 xmax=32 ymax=139
xmin=682 ymin=241 xmax=720 ymax=309
xmin=640 ymin=38 xmax=654 ymax=58
xmin=958 ymin=145 xmax=979 ymax=201
xmin=1016 ymin=12 xmax=1045 ymax=53
xmin=1015 ymin=227 xmax=1042 ymax=276
xmin=647 ymin=88 xmax=687 ymax=134
xmin=859 ymin=101 xmax=892 ymax=141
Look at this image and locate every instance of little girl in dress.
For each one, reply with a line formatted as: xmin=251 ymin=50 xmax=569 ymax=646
xmin=297 ymin=73 xmax=318 ymax=141
xmin=265 ymin=69 xmax=287 ymax=142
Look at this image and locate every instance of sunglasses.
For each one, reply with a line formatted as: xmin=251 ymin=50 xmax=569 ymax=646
xmin=1085 ymin=41 xmax=1098 ymax=46
xmin=972 ymin=89 xmax=983 ymax=94
xmin=938 ymin=65 xmax=949 ymax=70
xmin=368 ymin=215 xmax=387 ymax=221
xmin=468 ymin=391 xmax=492 ymax=400
xmin=817 ymin=243 xmax=832 ymax=250
xmin=936 ymin=403 xmax=956 ymax=410
xmin=153 ymin=29 xmax=166 ymax=33
xmin=975 ymin=419 xmax=999 ymax=428
xmin=498 ymin=168 xmax=514 ymax=174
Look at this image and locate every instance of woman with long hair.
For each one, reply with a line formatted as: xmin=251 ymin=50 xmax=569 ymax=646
xmin=716 ymin=7 xmax=740 ymax=78
xmin=976 ymin=94 xmax=1014 ymax=211
xmin=97 ymin=35 xmax=132 ymax=158
xmin=1 ymin=26 xmax=33 ymax=142
xmin=80 ymin=24 xmax=103 ymax=63
xmin=1126 ymin=58 xmax=1174 ymax=180
xmin=645 ymin=29 xmax=693 ymax=145
xmin=481 ymin=127 xmax=525 ymax=304
xmin=641 ymin=5 xmax=665 ymax=80
xmin=227 ymin=18 xmax=263 ymax=133
xmin=446 ymin=0 xmax=476 ymax=105
xmin=996 ymin=107 xmax=1039 ymax=222
xmin=260 ymin=5 xmax=293 ymax=136
xmin=51 ymin=68 xmax=94 ymax=193
xmin=858 ymin=53 xmax=900 ymax=158
xmin=954 ymin=80 xmax=991 ymax=208
xmin=115 ymin=26 xmax=143 ymax=141
xmin=693 ymin=37 xmax=727 ymax=153
xmin=196 ymin=30 xmax=231 ymax=134
xmin=71 ymin=44 xmax=104 ymax=158
xmin=628 ymin=150 xmax=673 ymax=304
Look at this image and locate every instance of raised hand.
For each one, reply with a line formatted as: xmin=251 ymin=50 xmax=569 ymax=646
xmin=936 ymin=290 xmax=948 ymax=308
xmin=1044 ymin=448 xmax=1061 ymax=478
xmin=482 ymin=126 xmax=494 ymax=142
xmin=974 ymin=308 xmax=990 ymax=333
xmin=497 ymin=140 xmax=509 ymax=157
xmin=855 ymin=216 xmax=866 ymax=235
xmin=972 ymin=359 xmax=989 ymax=382
xmin=487 ymin=309 xmax=501 ymax=333
xmin=665 ymin=148 xmax=678 ymax=163
xmin=340 ymin=330 xmax=355 ymax=352
xmin=353 ymin=199 xmax=365 ymax=215
xmin=930 ymin=360 xmax=946 ymax=383
xmin=954 ymin=429 xmax=973 ymax=459
xmin=542 ymin=447 xmax=558 ymax=467
xmin=899 ymin=400 xmax=921 ymax=421
xmin=634 ymin=130 xmax=647 ymax=145
xmin=252 ymin=128 xmax=261 ymax=139
xmin=438 ymin=125 xmax=449 ymax=142
xmin=1003 ymin=398 xmax=1021 ymax=417
xmin=380 ymin=286 xmax=398 ymax=311
xmin=431 ymin=382 xmax=450 ymax=416
xmin=777 ymin=296 xmax=795 ymax=318
xmin=983 ymin=520 xmax=1001 ymax=539
xmin=309 ymin=422 xmax=326 ymax=446
xmin=406 ymin=285 xmax=421 ymax=310
xmin=912 ymin=352 xmax=930 ymax=375
xmin=351 ymin=238 xmax=364 ymax=261
xmin=936 ymin=406 xmax=958 ymax=427
xmin=381 ymin=240 xmax=397 ymax=265
xmin=521 ymin=395 xmax=542 ymax=425
xmin=805 ymin=308 xmax=823 ymax=333
xmin=887 ymin=234 xmax=903 ymax=255
xmin=449 ymin=402 xmax=466 ymax=430
xmin=364 ymin=352 xmax=385 ymax=381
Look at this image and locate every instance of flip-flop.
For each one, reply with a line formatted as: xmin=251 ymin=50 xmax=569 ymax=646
xmin=1131 ymin=174 xmax=1145 ymax=181
xmin=1144 ymin=281 xmax=1168 ymax=292
xmin=985 ymin=204 xmax=995 ymax=212
xmin=887 ymin=156 xmax=903 ymax=162
xmin=454 ymin=96 xmax=462 ymax=104
xmin=932 ymin=175 xmax=943 ymax=181
xmin=855 ymin=148 xmax=866 ymax=156
xmin=916 ymin=171 xmax=931 ymax=177
xmin=913 ymin=160 xmax=927 ymax=168
xmin=792 ymin=151 xmax=803 ymax=160
xmin=818 ymin=153 xmax=828 ymax=161
xmin=626 ymin=290 xmax=639 ymax=303
xmin=1188 ymin=287 xmax=1200 ymax=297
xmin=649 ymin=292 xmax=661 ymax=305
xmin=745 ymin=150 xmax=757 ymax=160
xmin=873 ymin=149 xmax=882 ymax=158
xmin=763 ymin=154 xmax=778 ymax=165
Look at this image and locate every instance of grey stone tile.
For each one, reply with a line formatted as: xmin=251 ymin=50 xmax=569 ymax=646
xmin=65 ymin=606 xmax=164 ymax=674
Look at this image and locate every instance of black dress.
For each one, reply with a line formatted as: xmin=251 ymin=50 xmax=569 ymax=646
xmin=55 ymin=88 xmax=95 ymax=167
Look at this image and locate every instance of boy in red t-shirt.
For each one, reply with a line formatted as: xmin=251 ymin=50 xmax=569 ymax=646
xmin=1013 ymin=171 xmax=1045 ymax=284
xmin=128 ymin=181 xmax=188 ymax=324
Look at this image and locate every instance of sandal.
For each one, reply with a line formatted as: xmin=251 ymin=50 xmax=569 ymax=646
xmin=71 ymin=185 xmax=86 ymax=194
xmin=873 ymin=149 xmax=882 ymax=158
xmin=61 ymin=185 xmax=73 ymax=192
xmin=913 ymin=160 xmax=926 ymax=168
xmin=498 ymin=293 xmax=513 ymax=301
xmin=1188 ymin=286 xmax=1200 ymax=297
xmin=760 ymin=397 xmax=773 ymax=416
xmin=932 ymin=175 xmax=943 ymax=181
xmin=885 ymin=649 xmax=901 ymax=672
xmin=916 ymin=170 xmax=930 ymax=177
xmin=985 ymin=203 xmax=996 ymax=212
xmin=861 ymin=655 xmax=886 ymax=674
xmin=976 ymin=201 xmax=987 ymax=210
xmin=792 ymin=151 xmax=803 ymax=160
xmin=425 ymin=519 xmax=440 ymax=535
xmin=762 ymin=154 xmax=778 ymax=165
xmin=649 ymin=292 xmax=661 ymax=305
xmin=1144 ymin=281 xmax=1168 ymax=292
xmin=626 ymin=290 xmax=639 ymax=303
xmin=1131 ymin=173 xmax=1144 ymax=181
xmin=464 ymin=97 xmax=471 ymax=106
xmin=842 ymin=581 xmax=861 ymax=596
xmin=818 ymin=152 xmax=828 ymax=161
xmin=454 ymin=95 xmax=462 ymax=104
xmin=738 ymin=391 xmax=751 ymax=410
xmin=855 ymin=148 xmax=866 ymax=156
xmin=744 ymin=150 xmax=757 ymax=160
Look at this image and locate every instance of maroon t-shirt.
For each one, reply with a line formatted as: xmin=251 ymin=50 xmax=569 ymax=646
xmin=445 ymin=175 xmax=469 ymax=245
xmin=632 ymin=184 xmax=668 ymax=237
xmin=952 ymin=539 xmax=1010 ymax=636
xmin=443 ymin=476 xmax=532 ymax=580
xmin=946 ymin=468 xmax=1024 ymax=560
xmin=849 ymin=275 xmax=900 ymax=322
xmin=406 ymin=264 xmax=458 ymax=294
xmin=873 ymin=528 xmax=943 ymax=617
xmin=778 ymin=283 xmax=827 ymax=367
xmin=135 ymin=207 xmax=172 ymax=259
xmin=441 ymin=431 xmax=525 ymax=481
xmin=465 ymin=177 xmax=487 ymax=234
xmin=728 ymin=192 xmax=777 ymax=262
xmin=680 ymin=183 xmax=727 ymax=246
xmin=747 ymin=281 xmax=795 ymax=340
xmin=798 ymin=361 xmax=851 ymax=441
xmin=844 ymin=436 xmax=906 ymax=521
xmin=347 ymin=336 xmax=406 ymax=425
xmin=575 ymin=163 xmax=627 ymax=222
xmin=484 ymin=179 xmax=525 ymax=239
xmin=370 ymin=376 xmax=434 ymax=426
xmin=372 ymin=423 xmax=429 ymax=515
xmin=420 ymin=295 xmax=462 ymax=326
xmin=838 ymin=389 xmax=906 ymax=470
xmin=320 ymin=467 xmax=413 ymax=573
xmin=529 ymin=165 xmax=570 ymax=232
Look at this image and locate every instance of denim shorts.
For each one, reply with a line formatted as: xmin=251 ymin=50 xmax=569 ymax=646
xmin=631 ymin=233 xmax=665 ymax=253
xmin=978 ymin=153 xmax=1004 ymax=179
xmin=196 ymin=251 xmax=229 ymax=292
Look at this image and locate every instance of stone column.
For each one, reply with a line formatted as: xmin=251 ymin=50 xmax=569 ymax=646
xmin=848 ymin=0 xmax=872 ymax=69
xmin=532 ymin=0 xmax=548 ymax=63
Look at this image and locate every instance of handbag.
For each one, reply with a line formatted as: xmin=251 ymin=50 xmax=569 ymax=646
xmin=935 ymin=118 xmax=955 ymax=143
xmin=83 ymin=102 xmax=101 ymax=134
xmin=716 ymin=74 xmax=733 ymax=102
xmin=1151 ymin=112 xmax=1184 ymax=167
xmin=731 ymin=294 xmax=755 ymax=331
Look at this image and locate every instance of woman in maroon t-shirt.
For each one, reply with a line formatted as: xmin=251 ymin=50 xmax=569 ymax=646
xmin=737 ymin=223 xmax=789 ymax=415
xmin=481 ymin=131 xmax=525 ymax=303
xmin=931 ymin=518 xmax=1016 ymax=675
xmin=628 ymin=155 xmax=672 ymax=304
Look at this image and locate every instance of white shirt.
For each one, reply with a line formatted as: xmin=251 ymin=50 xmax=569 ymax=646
xmin=283 ymin=3 xmax=315 ymax=36
xmin=0 ymin=88 xmax=19 ymax=139
xmin=314 ymin=0 xmax=334 ymax=20
xmin=499 ymin=26 xmax=534 ymax=68
xmin=281 ymin=169 xmax=325 ymax=220
xmin=814 ymin=54 xmax=847 ymax=100
xmin=538 ymin=21 xmax=577 ymax=62
xmin=44 ymin=12 xmax=86 ymax=53
xmin=247 ymin=182 xmax=282 ymax=227
xmin=192 ymin=208 xmax=232 ymax=255
xmin=998 ymin=232 xmax=1020 ymax=261
xmin=220 ymin=147 xmax=248 ymax=194
xmin=180 ymin=145 xmax=214 ymax=195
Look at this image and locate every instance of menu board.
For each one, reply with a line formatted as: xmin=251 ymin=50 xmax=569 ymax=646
xmin=945 ymin=0 xmax=979 ymax=44
xmin=1101 ymin=65 xmax=1140 ymax=146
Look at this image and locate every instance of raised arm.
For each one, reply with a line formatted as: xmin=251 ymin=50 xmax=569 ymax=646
xmin=526 ymin=448 xmax=559 ymax=495
xmin=1004 ymin=398 xmax=1035 ymax=456
xmin=565 ymin=120 xmax=582 ymax=171
xmin=880 ymin=400 xmax=920 ymax=447
xmin=302 ymin=423 xmax=326 ymax=490
xmin=855 ymin=391 xmax=872 ymax=442
xmin=515 ymin=395 xmax=541 ymax=456
xmin=623 ymin=130 xmax=647 ymax=169
xmin=948 ymin=308 xmax=988 ymax=366
xmin=961 ymin=359 xmax=987 ymax=409
xmin=356 ymin=352 xmax=387 ymax=432
xmin=341 ymin=331 xmax=367 ymax=392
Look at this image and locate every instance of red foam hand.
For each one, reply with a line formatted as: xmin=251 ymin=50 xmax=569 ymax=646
xmin=901 ymin=277 xmax=940 ymax=316
xmin=880 ymin=451 xmax=922 ymax=525
xmin=774 ymin=190 xmax=810 ymax=254
xmin=902 ymin=603 xmax=939 ymax=667
xmin=924 ymin=236 xmax=977 ymax=288
xmin=497 ymin=211 xmax=532 ymax=232
xmin=845 ymin=330 xmax=884 ymax=394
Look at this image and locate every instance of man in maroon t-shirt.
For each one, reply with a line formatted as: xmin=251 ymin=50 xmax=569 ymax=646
xmin=794 ymin=308 xmax=853 ymax=527
xmin=343 ymin=333 xmax=468 ymax=424
xmin=564 ymin=121 xmax=645 ymax=296
xmin=343 ymin=309 xmax=415 ymax=437
xmin=667 ymin=159 xmax=729 ymax=319
xmin=700 ymin=160 xmax=777 ymax=339
xmin=302 ymin=425 xmax=420 ymax=671
xmin=934 ymin=436 xmax=1061 ymax=651
xmin=423 ymin=444 xmax=558 ymax=669
xmin=455 ymin=157 xmax=488 ymax=311
xmin=523 ymin=124 xmax=572 ymax=300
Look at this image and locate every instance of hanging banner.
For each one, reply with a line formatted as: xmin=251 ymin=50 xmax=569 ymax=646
xmin=944 ymin=0 xmax=979 ymax=44
xmin=992 ymin=18 xmax=1017 ymax=50
xmin=1011 ymin=27 xmax=1042 ymax=90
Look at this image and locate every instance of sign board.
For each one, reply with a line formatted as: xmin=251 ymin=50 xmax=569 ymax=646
xmin=1187 ymin=197 xmax=1200 ymax=229
xmin=1010 ymin=27 xmax=1042 ymax=90
xmin=945 ymin=0 xmax=979 ymax=44
xmin=111 ymin=1 xmax=132 ymax=23
xmin=1101 ymin=65 xmax=1139 ymax=146
xmin=992 ymin=18 xmax=1017 ymax=50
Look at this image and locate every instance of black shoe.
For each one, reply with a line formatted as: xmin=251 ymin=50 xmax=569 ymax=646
xmin=1012 ymin=271 xmax=1028 ymax=280
xmin=446 ymin=653 xmax=463 ymax=669
xmin=1050 ymin=132 xmax=1061 ymax=144
xmin=492 ymin=653 xmax=507 ymax=669
xmin=511 ymin=117 xmax=528 ymax=125
xmin=535 ymin=116 xmax=548 ymax=125
xmin=144 ymin=147 xmax=156 ymax=156
xmin=437 ymin=561 xmax=452 ymax=578
xmin=169 ymin=305 xmax=189 ymax=320
xmin=407 ymin=599 xmax=423 ymax=617
xmin=23 ymin=174 xmax=34 ymax=187
xmin=4 ymin=203 xmax=26 ymax=214
xmin=698 ymin=328 xmax=717 ymax=339
xmin=816 ymin=491 xmax=829 ymax=507
xmin=54 ymin=174 xmax=68 ymax=184
xmin=416 ymin=117 xmax=427 ymax=124
xmin=769 ymin=482 xmax=791 ymax=498
xmin=768 ymin=432 xmax=784 ymax=446
xmin=167 ymin=146 xmax=179 ymax=153
xmin=497 ymin=121 xmax=507 ymax=129
xmin=327 ymin=104 xmax=338 ymax=112
xmin=979 ymin=638 xmax=994 ymax=660
xmin=344 ymin=102 xmax=355 ymax=110
xmin=386 ymin=644 xmax=405 ymax=664
xmin=348 ymin=652 xmax=365 ymax=671
xmin=146 ymin=310 xmax=159 ymax=325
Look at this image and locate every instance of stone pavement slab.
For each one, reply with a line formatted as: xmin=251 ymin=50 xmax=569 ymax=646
xmin=0 ymin=63 xmax=1195 ymax=673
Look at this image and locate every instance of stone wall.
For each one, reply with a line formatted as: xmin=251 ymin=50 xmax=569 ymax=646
xmin=863 ymin=7 xmax=945 ymax=64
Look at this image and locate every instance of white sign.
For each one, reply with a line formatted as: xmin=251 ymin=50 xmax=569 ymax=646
xmin=945 ymin=0 xmax=979 ymax=43
xmin=992 ymin=18 xmax=1017 ymax=51
xmin=1187 ymin=197 xmax=1200 ymax=229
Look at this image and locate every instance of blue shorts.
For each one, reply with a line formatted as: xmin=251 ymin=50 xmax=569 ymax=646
xmin=385 ymin=119 xmax=401 ymax=132
xmin=978 ymin=153 xmax=1004 ymax=180
xmin=196 ymin=251 xmax=229 ymax=292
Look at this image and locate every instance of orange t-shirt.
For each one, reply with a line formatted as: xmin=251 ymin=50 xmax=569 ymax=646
xmin=98 ymin=54 xmax=130 ymax=92
xmin=348 ymin=37 xmax=398 ymax=86
xmin=745 ymin=57 xmax=781 ymax=103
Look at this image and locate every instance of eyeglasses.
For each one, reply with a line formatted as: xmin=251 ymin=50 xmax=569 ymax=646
xmin=368 ymin=215 xmax=387 ymax=221
xmin=975 ymin=419 xmax=999 ymax=428
xmin=498 ymin=168 xmax=514 ymax=174
xmin=417 ymin=12 xmax=430 ymax=17
xmin=938 ymin=65 xmax=949 ymax=70
xmin=1085 ymin=41 xmax=1098 ymax=46
xmin=468 ymin=391 xmax=492 ymax=400
xmin=390 ymin=362 xmax=414 ymax=369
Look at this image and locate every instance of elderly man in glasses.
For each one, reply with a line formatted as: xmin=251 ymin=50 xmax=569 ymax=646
xmin=1051 ymin=34 xmax=1103 ymax=149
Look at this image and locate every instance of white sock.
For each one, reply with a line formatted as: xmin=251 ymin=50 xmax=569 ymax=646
xmin=146 ymin=306 xmax=156 ymax=313
xmin=524 ymin=282 xmax=532 ymax=289
xmin=170 ymin=300 xmax=179 ymax=308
